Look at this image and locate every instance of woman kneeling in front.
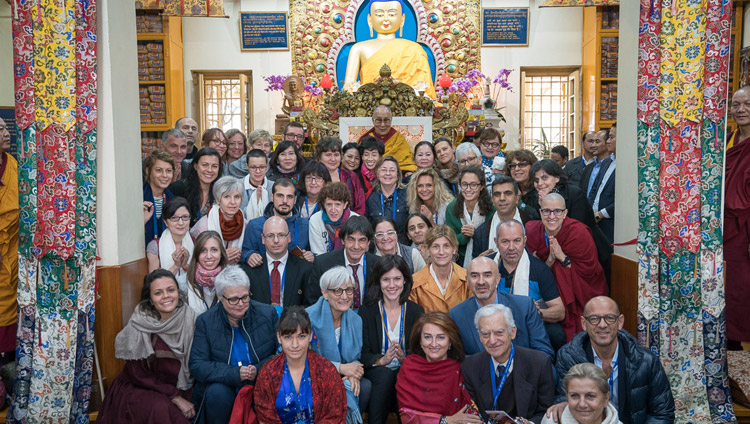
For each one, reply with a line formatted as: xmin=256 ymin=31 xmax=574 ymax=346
xmin=541 ymin=363 xmax=621 ymax=424
xmin=254 ymin=306 xmax=347 ymax=423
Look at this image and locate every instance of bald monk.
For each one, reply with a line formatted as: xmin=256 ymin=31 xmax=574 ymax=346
xmin=343 ymin=0 xmax=436 ymax=98
xmin=0 ymin=118 xmax=17 ymax=360
xmin=358 ymin=105 xmax=417 ymax=172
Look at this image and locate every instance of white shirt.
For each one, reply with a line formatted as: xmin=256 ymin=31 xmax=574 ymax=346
xmin=266 ymin=252 xmax=289 ymax=305
xmin=592 ymin=343 xmax=619 ymax=407
xmin=491 ymin=351 xmax=515 ymax=378
xmin=429 ymin=264 xmax=453 ymax=297
xmin=344 ymin=253 xmax=366 ymax=296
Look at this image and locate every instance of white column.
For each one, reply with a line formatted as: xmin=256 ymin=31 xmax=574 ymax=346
xmin=0 ymin=3 xmax=13 ymax=105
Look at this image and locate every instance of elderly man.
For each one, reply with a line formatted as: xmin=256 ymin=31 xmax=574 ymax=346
xmin=159 ymin=128 xmax=188 ymax=182
xmin=455 ymin=142 xmax=482 ymax=169
xmin=462 ymin=304 xmax=554 ymax=423
xmin=725 ymin=86 xmax=750 ymax=348
xmin=450 ymin=257 xmax=553 ymax=358
xmin=307 ymin=216 xmax=379 ymax=309
xmin=526 ymin=193 xmax=607 ymax=342
xmin=0 ymin=118 xmax=18 ymax=359
xmin=176 ymin=116 xmax=199 ymax=159
xmin=242 ymin=217 xmax=313 ymax=309
xmin=357 ymin=105 xmax=416 ymax=172
xmin=563 ymin=130 xmax=596 ymax=188
xmin=472 ymin=176 xmax=531 ymax=259
xmin=546 ymin=296 xmax=675 ymax=424
xmin=242 ymin=179 xmax=313 ymax=266
xmin=494 ymin=219 xmax=566 ymax=351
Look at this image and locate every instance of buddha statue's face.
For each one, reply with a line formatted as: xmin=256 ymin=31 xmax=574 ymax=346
xmin=368 ymin=1 xmax=405 ymax=35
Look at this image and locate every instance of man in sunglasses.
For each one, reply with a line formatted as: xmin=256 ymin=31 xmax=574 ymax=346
xmin=545 ymin=296 xmax=675 ymax=424
xmin=525 ymin=193 xmax=607 ymax=342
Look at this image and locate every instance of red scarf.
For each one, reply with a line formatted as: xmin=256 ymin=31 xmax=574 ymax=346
xmin=396 ymin=355 xmax=473 ymax=417
xmin=219 ymin=209 xmax=244 ymax=241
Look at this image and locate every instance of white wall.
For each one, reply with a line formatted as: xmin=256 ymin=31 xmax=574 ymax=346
xmin=182 ymin=0 xmax=582 ymax=145
xmin=0 ymin=2 xmax=13 ymax=107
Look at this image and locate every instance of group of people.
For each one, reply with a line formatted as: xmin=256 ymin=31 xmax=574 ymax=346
xmin=105 ymin=108 xmax=673 ymax=424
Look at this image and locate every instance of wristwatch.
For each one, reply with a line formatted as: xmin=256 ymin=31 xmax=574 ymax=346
xmin=439 ymin=416 xmax=448 ymax=424
xmin=560 ymin=255 xmax=571 ymax=267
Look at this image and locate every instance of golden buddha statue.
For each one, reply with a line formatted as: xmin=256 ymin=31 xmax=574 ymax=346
xmin=343 ymin=0 xmax=436 ymax=98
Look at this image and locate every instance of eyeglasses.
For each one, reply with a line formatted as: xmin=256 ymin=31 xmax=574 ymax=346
xmin=507 ymin=161 xmax=529 ymax=170
xmin=481 ymin=142 xmax=501 ymax=149
xmin=374 ymin=230 xmax=397 ymax=240
xmin=249 ymin=165 xmax=267 ymax=172
xmin=306 ymin=175 xmax=323 ymax=183
xmin=373 ymin=118 xmax=391 ymax=124
xmin=583 ymin=314 xmax=619 ymax=325
xmin=540 ymin=208 xmax=565 ymax=217
xmin=458 ymin=157 xmax=478 ymax=165
xmin=168 ymin=215 xmax=191 ymax=223
xmin=460 ymin=182 xmax=481 ymax=190
xmin=328 ymin=287 xmax=355 ymax=297
xmin=285 ymin=133 xmax=305 ymax=140
xmin=222 ymin=294 xmax=250 ymax=305
xmin=211 ymin=138 xmax=227 ymax=146
xmin=263 ymin=232 xmax=289 ymax=241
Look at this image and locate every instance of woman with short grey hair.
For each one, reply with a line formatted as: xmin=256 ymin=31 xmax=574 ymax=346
xmin=455 ymin=142 xmax=482 ymax=168
xmin=213 ymin=264 xmax=250 ymax=298
xmin=307 ymin=267 xmax=371 ymax=423
xmin=190 ymin=176 xmax=246 ymax=265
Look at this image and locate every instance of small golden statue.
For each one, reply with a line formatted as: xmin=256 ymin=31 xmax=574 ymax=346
xmin=282 ymin=76 xmax=305 ymax=115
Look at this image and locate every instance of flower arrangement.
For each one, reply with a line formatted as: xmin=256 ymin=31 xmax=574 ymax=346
xmin=263 ymin=74 xmax=324 ymax=96
xmin=445 ymin=69 xmax=487 ymax=97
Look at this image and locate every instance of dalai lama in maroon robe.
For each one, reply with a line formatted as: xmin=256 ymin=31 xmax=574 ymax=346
xmin=526 ymin=193 xmax=608 ymax=341
xmin=726 ymin=87 xmax=750 ymax=347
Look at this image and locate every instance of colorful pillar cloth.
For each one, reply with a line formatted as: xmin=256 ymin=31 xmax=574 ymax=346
xmin=637 ymin=0 xmax=734 ymax=422
xmin=9 ymin=0 xmax=98 ymax=423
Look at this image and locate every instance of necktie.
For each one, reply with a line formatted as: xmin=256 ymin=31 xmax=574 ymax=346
xmin=496 ymin=364 xmax=506 ymax=387
xmin=271 ymin=260 xmax=281 ymax=305
xmin=350 ymin=264 xmax=361 ymax=309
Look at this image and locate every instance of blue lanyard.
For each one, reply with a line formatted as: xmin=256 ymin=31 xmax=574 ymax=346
xmin=490 ymin=344 xmax=514 ymax=408
xmin=269 ymin=259 xmax=288 ymax=305
xmin=543 ymin=220 xmax=563 ymax=247
xmin=608 ymin=358 xmax=618 ymax=402
xmin=304 ymin=196 xmax=318 ymax=217
xmin=151 ymin=193 xmax=165 ymax=239
xmin=380 ymin=190 xmax=398 ymax=221
xmin=380 ymin=301 xmax=405 ymax=352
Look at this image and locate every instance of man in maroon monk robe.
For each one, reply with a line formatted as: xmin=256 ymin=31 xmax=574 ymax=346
xmin=525 ymin=193 xmax=608 ymax=342
xmin=726 ymin=86 xmax=750 ymax=348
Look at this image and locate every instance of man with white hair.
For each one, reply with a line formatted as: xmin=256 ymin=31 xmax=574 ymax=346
xmin=462 ymin=303 xmax=554 ymax=423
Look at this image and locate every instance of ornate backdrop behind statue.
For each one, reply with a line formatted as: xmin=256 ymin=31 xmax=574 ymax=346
xmin=289 ymin=0 xmax=481 ymax=96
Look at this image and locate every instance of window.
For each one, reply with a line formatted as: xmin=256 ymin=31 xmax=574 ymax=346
xmin=520 ymin=69 xmax=580 ymax=159
xmin=192 ymin=70 xmax=253 ymax=135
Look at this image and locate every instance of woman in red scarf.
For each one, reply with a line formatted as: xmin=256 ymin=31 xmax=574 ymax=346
xmin=190 ymin=176 xmax=246 ymax=265
xmin=396 ymin=312 xmax=481 ymax=424
xmin=525 ymin=193 xmax=607 ymax=342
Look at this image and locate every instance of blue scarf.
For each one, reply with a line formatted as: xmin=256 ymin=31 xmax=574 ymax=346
xmin=306 ymin=297 xmax=363 ymax=423
xmin=276 ymin=356 xmax=314 ymax=423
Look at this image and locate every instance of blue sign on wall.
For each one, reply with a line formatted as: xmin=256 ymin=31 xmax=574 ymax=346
xmin=240 ymin=12 xmax=289 ymax=51
xmin=0 ymin=108 xmax=17 ymax=160
xmin=482 ymin=8 xmax=530 ymax=47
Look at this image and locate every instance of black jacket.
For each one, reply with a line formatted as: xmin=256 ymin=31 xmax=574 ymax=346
xmin=462 ymin=346 xmax=554 ymax=423
xmin=359 ymin=300 xmax=425 ymax=369
xmin=307 ymin=250 xmax=380 ymax=306
xmin=242 ymin=253 xmax=314 ymax=307
xmin=555 ymin=330 xmax=675 ymax=424
xmin=470 ymin=209 xmax=532 ymax=259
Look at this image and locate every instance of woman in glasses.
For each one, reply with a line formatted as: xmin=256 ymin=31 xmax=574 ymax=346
xmin=366 ymin=156 xmax=410 ymax=243
xmin=477 ymin=128 xmax=505 ymax=186
xmin=525 ymin=193 xmax=607 ymax=342
xmin=445 ymin=167 xmax=495 ymax=267
xmin=253 ymin=306 xmax=347 ymax=423
xmin=239 ymin=149 xmax=273 ymax=221
xmin=504 ymin=149 xmax=538 ymax=197
xmin=309 ymin=182 xmax=358 ymax=255
xmin=371 ymin=217 xmax=426 ymax=273
xmin=359 ymin=255 xmax=425 ymax=424
xmin=307 ymin=267 xmax=371 ymax=423
xmin=146 ymin=197 xmax=193 ymax=285
xmin=189 ymin=265 xmax=279 ymax=424
xmin=295 ymin=161 xmax=332 ymax=219
xmin=183 ymin=231 xmax=228 ymax=316
xmin=201 ymin=128 xmax=229 ymax=165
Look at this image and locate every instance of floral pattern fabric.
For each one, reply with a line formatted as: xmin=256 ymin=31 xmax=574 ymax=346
xmin=637 ymin=0 xmax=662 ymax=125
xmin=135 ymin=0 xmax=226 ymax=16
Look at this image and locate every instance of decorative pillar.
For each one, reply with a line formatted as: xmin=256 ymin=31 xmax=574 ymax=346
xmin=637 ymin=0 xmax=734 ymax=422
xmin=8 ymin=0 xmax=98 ymax=422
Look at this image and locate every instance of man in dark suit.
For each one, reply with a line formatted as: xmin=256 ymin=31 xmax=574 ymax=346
xmin=450 ymin=257 xmax=554 ymax=359
xmin=471 ymin=176 xmax=531 ymax=259
xmin=462 ymin=303 xmax=555 ymax=423
xmin=242 ymin=217 xmax=313 ymax=308
xmin=564 ymin=131 xmax=597 ymax=189
xmin=307 ymin=216 xmax=378 ymax=309
xmin=590 ymin=124 xmax=616 ymax=244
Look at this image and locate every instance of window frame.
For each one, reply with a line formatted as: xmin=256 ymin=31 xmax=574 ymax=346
xmin=191 ymin=70 xmax=253 ymax=136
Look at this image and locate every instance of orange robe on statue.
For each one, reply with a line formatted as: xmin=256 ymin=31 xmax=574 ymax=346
xmin=358 ymin=127 xmax=417 ymax=172
xmin=359 ymin=38 xmax=436 ymax=98
xmin=0 ymin=152 xmax=18 ymax=353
